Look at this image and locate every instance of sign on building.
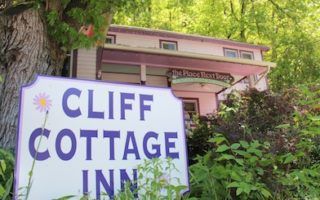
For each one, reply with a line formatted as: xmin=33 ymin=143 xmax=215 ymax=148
xmin=14 ymin=76 xmax=189 ymax=199
xmin=168 ymin=69 xmax=234 ymax=87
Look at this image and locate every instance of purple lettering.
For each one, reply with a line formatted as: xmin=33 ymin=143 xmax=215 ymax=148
xmin=62 ymin=88 xmax=81 ymax=118
xmin=88 ymin=90 xmax=104 ymax=119
xmin=164 ymin=132 xmax=179 ymax=159
xmin=108 ymin=91 xmax=114 ymax=119
xmin=139 ymin=94 xmax=153 ymax=121
xmin=55 ymin=129 xmax=77 ymax=161
xmin=120 ymin=169 xmax=137 ymax=198
xmin=143 ymin=131 xmax=161 ymax=158
xmin=120 ymin=93 xmax=135 ymax=120
xmin=123 ymin=131 xmax=140 ymax=160
xmin=29 ymin=128 xmax=50 ymax=161
xmin=103 ymin=130 xmax=120 ymax=160
xmin=82 ymin=170 xmax=89 ymax=195
xmin=80 ymin=130 xmax=98 ymax=160
xmin=96 ymin=169 xmax=114 ymax=199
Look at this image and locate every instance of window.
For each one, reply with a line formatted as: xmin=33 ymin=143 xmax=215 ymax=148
xmin=240 ymin=51 xmax=254 ymax=60
xmin=105 ymin=34 xmax=116 ymax=44
xmin=160 ymin=40 xmax=178 ymax=50
xmin=239 ymin=51 xmax=254 ymax=84
xmin=224 ymin=48 xmax=238 ymax=58
xmin=101 ymin=64 xmax=140 ymax=84
xmin=183 ymin=99 xmax=199 ymax=130
xmin=183 ymin=99 xmax=199 ymax=120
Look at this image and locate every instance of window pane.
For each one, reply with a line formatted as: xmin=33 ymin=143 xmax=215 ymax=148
xmin=241 ymin=52 xmax=253 ymax=60
xmin=226 ymin=51 xmax=237 ymax=58
xmin=183 ymin=99 xmax=199 ymax=131
xmin=105 ymin=38 xmax=113 ymax=44
xmin=184 ymin=102 xmax=196 ymax=112
xmin=225 ymin=49 xmax=238 ymax=58
xmin=161 ymin=41 xmax=177 ymax=50
xmin=105 ymin=35 xmax=115 ymax=44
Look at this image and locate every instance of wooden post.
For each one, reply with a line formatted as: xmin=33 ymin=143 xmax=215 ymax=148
xmin=140 ymin=64 xmax=146 ymax=85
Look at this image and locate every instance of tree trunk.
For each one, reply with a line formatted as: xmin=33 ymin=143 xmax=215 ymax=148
xmin=0 ymin=7 xmax=64 ymax=149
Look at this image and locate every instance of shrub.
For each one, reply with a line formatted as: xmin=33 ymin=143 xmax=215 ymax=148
xmin=189 ymin=135 xmax=272 ymax=200
xmin=115 ymin=158 xmax=187 ymax=200
xmin=187 ymin=116 xmax=215 ymax=164
xmin=188 ymin=84 xmax=320 ymax=199
xmin=0 ymin=149 xmax=14 ymax=200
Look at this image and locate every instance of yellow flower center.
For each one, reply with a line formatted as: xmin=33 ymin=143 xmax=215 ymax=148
xmin=39 ymin=98 xmax=47 ymax=107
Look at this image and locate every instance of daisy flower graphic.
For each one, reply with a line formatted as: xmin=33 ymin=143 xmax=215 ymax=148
xmin=33 ymin=93 xmax=52 ymax=112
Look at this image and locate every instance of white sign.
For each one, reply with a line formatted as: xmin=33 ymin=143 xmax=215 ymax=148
xmin=14 ymin=76 xmax=189 ymax=199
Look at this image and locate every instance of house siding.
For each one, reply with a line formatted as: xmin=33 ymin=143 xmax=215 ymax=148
xmin=109 ymin=32 xmax=263 ymax=61
xmin=77 ymin=48 xmax=97 ymax=79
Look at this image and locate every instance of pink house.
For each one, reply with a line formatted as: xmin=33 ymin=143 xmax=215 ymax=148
xmin=68 ymin=25 xmax=275 ymax=121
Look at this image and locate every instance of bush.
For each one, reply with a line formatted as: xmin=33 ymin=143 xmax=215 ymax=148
xmin=187 ymin=116 xmax=215 ymax=164
xmin=215 ymin=89 xmax=298 ymax=147
xmin=115 ymin=158 xmax=187 ymax=200
xmin=189 ymin=135 xmax=272 ymax=199
xmin=188 ymin=84 xmax=320 ymax=199
xmin=0 ymin=149 xmax=14 ymax=200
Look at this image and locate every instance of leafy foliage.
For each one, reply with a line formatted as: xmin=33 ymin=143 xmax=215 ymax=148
xmin=115 ymin=158 xmax=187 ymax=200
xmin=2 ymin=0 xmax=144 ymax=51
xmin=114 ymin=0 xmax=320 ymax=91
xmin=39 ymin=0 xmax=135 ymax=49
xmin=190 ymin=136 xmax=272 ymax=199
xmin=0 ymin=149 xmax=14 ymax=200
xmin=188 ymin=84 xmax=320 ymax=199
xmin=187 ymin=116 xmax=214 ymax=164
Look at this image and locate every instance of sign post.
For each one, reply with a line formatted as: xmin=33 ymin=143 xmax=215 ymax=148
xmin=14 ymin=76 xmax=189 ymax=199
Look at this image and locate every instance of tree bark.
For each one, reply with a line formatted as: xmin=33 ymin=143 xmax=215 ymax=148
xmin=0 ymin=7 xmax=64 ymax=149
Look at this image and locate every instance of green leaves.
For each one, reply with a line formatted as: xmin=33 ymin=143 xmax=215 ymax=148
xmin=215 ymin=144 xmax=230 ymax=153
xmin=0 ymin=161 xmax=6 ymax=180
xmin=189 ymin=84 xmax=320 ymax=199
xmin=239 ymin=141 xmax=249 ymax=148
xmin=247 ymin=148 xmax=262 ymax=157
xmin=114 ymin=0 xmax=320 ymax=91
xmin=276 ymin=123 xmax=291 ymax=129
xmin=53 ymin=195 xmax=76 ymax=200
xmin=227 ymin=181 xmax=266 ymax=197
xmin=42 ymin=0 xmax=131 ymax=49
xmin=282 ymin=153 xmax=296 ymax=164
xmin=230 ymin=143 xmax=240 ymax=150
xmin=208 ymin=135 xmax=226 ymax=145
xmin=0 ymin=149 xmax=14 ymax=200
xmin=191 ymin=133 xmax=277 ymax=199
xmin=0 ymin=174 xmax=12 ymax=200
xmin=217 ymin=154 xmax=235 ymax=161
xmin=260 ymin=188 xmax=272 ymax=198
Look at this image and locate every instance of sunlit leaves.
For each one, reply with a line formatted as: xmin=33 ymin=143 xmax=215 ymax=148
xmin=114 ymin=0 xmax=320 ymax=90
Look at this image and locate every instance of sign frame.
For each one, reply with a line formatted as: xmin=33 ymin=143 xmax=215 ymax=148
xmin=14 ymin=75 xmax=190 ymax=199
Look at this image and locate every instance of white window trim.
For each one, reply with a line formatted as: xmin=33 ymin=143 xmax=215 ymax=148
xmin=182 ymin=99 xmax=199 ymax=130
xmin=224 ymin=48 xmax=239 ymax=58
xmin=182 ymin=99 xmax=199 ymax=115
xmin=240 ymin=51 xmax=254 ymax=60
xmin=106 ymin=35 xmax=116 ymax=44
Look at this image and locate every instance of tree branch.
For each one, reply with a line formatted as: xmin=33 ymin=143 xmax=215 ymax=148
xmin=268 ymin=0 xmax=296 ymax=21
xmin=229 ymin=0 xmax=239 ymax=21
